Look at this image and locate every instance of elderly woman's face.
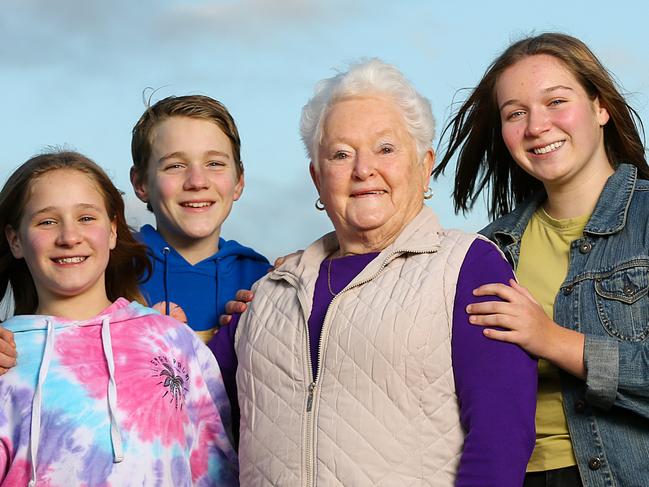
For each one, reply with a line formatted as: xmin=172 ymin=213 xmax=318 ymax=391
xmin=311 ymin=96 xmax=433 ymax=247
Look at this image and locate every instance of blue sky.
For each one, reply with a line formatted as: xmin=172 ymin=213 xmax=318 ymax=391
xmin=3 ymin=0 xmax=648 ymax=258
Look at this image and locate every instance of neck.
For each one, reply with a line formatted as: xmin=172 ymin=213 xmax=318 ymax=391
xmin=543 ymin=162 xmax=614 ymax=220
xmin=335 ymin=207 xmax=421 ymax=256
xmin=37 ymin=289 xmax=113 ymax=321
xmin=157 ymin=228 xmax=220 ymax=265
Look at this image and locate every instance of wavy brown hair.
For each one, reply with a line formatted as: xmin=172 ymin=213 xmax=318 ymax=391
xmin=0 ymin=151 xmax=151 ymax=317
xmin=433 ymin=32 xmax=648 ymax=220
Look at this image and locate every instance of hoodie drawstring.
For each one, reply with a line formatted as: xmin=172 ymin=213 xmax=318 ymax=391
xmin=162 ymin=246 xmax=170 ymax=315
xmin=101 ymin=316 xmax=124 ymax=463
xmin=28 ymin=319 xmax=55 ymax=487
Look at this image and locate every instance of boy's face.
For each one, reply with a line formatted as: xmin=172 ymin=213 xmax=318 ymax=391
xmin=132 ymin=116 xmax=243 ymax=255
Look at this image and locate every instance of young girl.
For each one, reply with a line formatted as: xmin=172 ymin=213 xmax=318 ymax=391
xmin=435 ymin=33 xmax=649 ymax=486
xmin=0 ymin=151 xmax=238 ymax=486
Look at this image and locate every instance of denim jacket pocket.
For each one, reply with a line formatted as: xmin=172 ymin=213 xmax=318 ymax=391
xmin=594 ymin=263 xmax=649 ymax=341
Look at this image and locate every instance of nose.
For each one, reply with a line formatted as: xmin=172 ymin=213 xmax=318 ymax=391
xmin=352 ymin=150 xmax=376 ymax=180
xmin=55 ymin=221 xmax=82 ymax=247
xmin=525 ymin=108 xmax=551 ymax=138
xmin=184 ymin=165 xmax=209 ymax=190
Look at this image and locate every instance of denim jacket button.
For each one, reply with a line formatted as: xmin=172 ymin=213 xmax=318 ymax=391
xmin=579 ymin=241 xmax=592 ymax=254
xmin=563 ymin=285 xmax=574 ymax=295
xmin=574 ymin=399 xmax=586 ymax=413
xmin=588 ymin=457 xmax=602 ymax=470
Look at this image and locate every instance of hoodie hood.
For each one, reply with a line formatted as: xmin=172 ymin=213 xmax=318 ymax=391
xmin=4 ymin=298 xmax=156 ymax=334
xmin=137 ymin=225 xmax=270 ymax=335
xmin=4 ymin=299 xmax=156 ymax=486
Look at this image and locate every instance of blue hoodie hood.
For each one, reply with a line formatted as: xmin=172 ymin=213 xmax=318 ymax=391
xmin=137 ymin=224 xmax=270 ymax=335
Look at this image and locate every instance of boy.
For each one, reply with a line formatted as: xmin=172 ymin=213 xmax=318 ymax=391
xmin=130 ymin=95 xmax=270 ymax=342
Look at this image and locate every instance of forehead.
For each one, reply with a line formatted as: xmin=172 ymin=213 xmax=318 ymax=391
xmin=323 ymin=95 xmax=409 ymax=139
xmin=496 ymin=54 xmax=583 ymax=101
xmin=26 ymin=169 xmax=105 ymax=209
xmin=149 ymin=116 xmax=233 ymax=154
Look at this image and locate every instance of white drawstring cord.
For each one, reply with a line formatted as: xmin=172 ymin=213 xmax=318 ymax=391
xmin=101 ymin=317 xmax=124 ymax=463
xmin=28 ymin=319 xmax=55 ymax=487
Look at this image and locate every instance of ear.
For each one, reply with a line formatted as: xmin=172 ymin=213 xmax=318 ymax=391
xmin=233 ymin=172 xmax=245 ymax=202
xmin=109 ymin=219 xmax=117 ymax=251
xmin=421 ymin=148 xmax=435 ymax=189
xmin=594 ymin=97 xmax=610 ymax=127
xmin=5 ymin=225 xmax=23 ymax=259
xmin=130 ymin=166 xmax=149 ymax=203
xmin=309 ymin=162 xmax=321 ymax=194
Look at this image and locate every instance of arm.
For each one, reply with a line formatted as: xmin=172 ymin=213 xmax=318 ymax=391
xmin=191 ymin=336 xmax=239 ymax=484
xmin=469 ymin=280 xmax=585 ymax=378
xmin=208 ymin=312 xmax=241 ymax=447
xmin=452 ymin=239 xmax=537 ymax=487
xmin=0 ymin=327 xmax=17 ymax=375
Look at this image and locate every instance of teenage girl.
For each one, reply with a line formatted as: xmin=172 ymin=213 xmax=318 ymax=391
xmin=0 ymin=151 xmax=238 ymax=486
xmin=435 ymin=33 xmax=649 ymax=487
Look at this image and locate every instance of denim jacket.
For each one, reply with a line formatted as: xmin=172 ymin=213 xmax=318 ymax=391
xmin=481 ymin=163 xmax=649 ymax=487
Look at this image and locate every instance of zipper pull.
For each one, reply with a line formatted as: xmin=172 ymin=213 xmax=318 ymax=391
xmin=306 ymin=382 xmax=316 ymax=412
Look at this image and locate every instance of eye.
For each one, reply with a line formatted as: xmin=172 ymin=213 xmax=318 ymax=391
xmin=506 ymin=110 xmax=525 ymax=121
xmin=37 ymin=219 xmax=57 ymax=227
xmin=549 ymin=98 xmax=566 ymax=107
xmin=207 ymin=160 xmax=226 ymax=168
xmin=332 ymin=151 xmax=349 ymax=160
xmin=163 ymin=162 xmax=185 ymax=171
xmin=79 ymin=215 xmax=97 ymax=223
xmin=379 ymin=144 xmax=395 ymax=155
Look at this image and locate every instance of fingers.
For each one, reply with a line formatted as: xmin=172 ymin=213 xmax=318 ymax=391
xmin=273 ymin=256 xmax=287 ymax=268
xmin=234 ymin=289 xmax=254 ymax=303
xmin=472 ymin=282 xmax=520 ymax=300
xmin=509 ymin=279 xmax=536 ymax=301
xmin=482 ymin=328 xmax=519 ymax=343
xmin=466 ymin=301 xmax=515 ymax=316
xmin=469 ymin=313 xmax=518 ymax=329
xmin=0 ymin=326 xmax=16 ymax=348
xmin=219 ymin=314 xmax=232 ymax=327
xmin=224 ymin=300 xmax=248 ymax=315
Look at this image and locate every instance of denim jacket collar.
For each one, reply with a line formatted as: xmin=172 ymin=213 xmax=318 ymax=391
xmin=487 ymin=163 xmax=637 ymax=248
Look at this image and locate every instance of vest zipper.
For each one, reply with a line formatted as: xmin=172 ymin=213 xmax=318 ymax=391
xmin=275 ymin=247 xmax=435 ymax=487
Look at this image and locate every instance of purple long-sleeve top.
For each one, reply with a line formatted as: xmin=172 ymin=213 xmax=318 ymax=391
xmin=210 ymin=238 xmax=537 ymax=485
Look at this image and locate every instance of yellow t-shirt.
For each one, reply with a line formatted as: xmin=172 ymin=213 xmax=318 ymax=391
xmin=517 ymin=207 xmax=590 ymax=472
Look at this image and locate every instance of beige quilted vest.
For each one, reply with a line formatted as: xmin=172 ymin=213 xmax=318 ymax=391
xmin=236 ymin=207 xmax=479 ymax=486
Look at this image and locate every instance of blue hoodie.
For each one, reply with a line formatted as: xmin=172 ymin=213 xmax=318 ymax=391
xmin=138 ymin=224 xmax=270 ymax=341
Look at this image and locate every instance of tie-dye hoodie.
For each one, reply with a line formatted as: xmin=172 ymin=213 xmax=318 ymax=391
xmin=0 ymin=298 xmax=238 ymax=487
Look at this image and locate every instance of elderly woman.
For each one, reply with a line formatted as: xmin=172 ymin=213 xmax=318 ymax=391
xmin=211 ymin=59 xmax=537 ymax=486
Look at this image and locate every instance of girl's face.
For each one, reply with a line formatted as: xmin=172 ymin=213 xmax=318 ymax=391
xmin=496 ymin=54 xmax=611 ymax=192
xmin=5 ymin=169 xmax=117 ymax=314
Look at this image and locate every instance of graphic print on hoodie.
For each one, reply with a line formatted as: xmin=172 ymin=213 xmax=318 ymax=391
xmin=0 ymin=299 xmax=238 ymax=486
xmin=138 ymin=225 xmax=270 ymax=342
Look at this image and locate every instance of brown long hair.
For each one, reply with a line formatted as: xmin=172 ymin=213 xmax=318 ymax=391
xmin=433 ymin=33 xmax=648 ymax=220
xmin=0 ymin=151 xmax=151 ymax=317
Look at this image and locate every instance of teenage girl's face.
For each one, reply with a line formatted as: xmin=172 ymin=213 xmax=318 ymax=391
xmin=5 ymin=169 xmax=117 ymax=313
xmin=133 ymin=116 xmax=244 ymax=255
xmin=496 ymin=54 xmax=611 ymax=191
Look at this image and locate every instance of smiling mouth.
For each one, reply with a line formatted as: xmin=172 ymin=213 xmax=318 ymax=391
xmin=531 ymin=140 xmax=565 ymax=155
xmin=53 ymin=256 xmax=87 ymax=264
xmin=181 ymin=201 xmax=214 ymax=208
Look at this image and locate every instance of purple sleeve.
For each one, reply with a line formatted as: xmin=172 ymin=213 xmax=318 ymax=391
xmin=208 ymin=313 xmax=241 ymax=448
xmin=452 ymin=239 xmax=537 ymax=486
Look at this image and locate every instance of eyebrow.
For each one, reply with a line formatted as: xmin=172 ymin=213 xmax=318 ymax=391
xmin=158 ymin=150 xmax=231 ymax=163
xmin=499 ymin=85 xmax=574 ymax=111
xmin=28 ymin=203 xmax=104 ymax=219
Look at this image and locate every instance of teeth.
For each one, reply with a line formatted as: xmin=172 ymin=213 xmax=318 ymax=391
xmin=183 ymin=202 xmax=212 ymax=208
xmin=54 ymin=257 xmax=85 ymax=264
xmin=533 ymin=141 xmax=564 ymax=155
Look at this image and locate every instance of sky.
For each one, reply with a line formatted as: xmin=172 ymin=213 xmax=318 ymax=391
xmin=3 ymin=0 xmax=649 ymax=259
